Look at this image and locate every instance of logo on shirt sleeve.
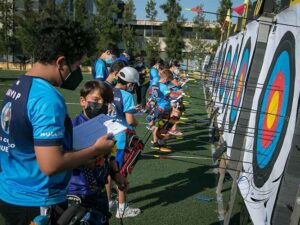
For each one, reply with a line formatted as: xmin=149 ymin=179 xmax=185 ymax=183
xmin=1 ymin=102 xmax=12 ymax=135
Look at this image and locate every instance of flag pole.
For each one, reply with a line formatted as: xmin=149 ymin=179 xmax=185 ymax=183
xmin=226 ymin=9 xmax=231 ymax=39
xmin=242 ymin=0 xmax=249 ymax=30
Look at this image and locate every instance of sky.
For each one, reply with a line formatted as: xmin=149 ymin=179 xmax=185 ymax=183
xmin=133 ymin=0 xmax=245 ymax=22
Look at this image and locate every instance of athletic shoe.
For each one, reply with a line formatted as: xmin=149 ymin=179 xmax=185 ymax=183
xmin=159 ymin=145 xmax=172 ymax=153
xmin=151 ymin=142 xmax=160 ymax=150
xmin=116 ymin=206 xmax=141 ymax=218
xmin=109 ymin=200 xmax=118 ymax=212
xmin=180 ymin=117 xmax=189 ymax=121
xmin=168 ymin=130 xmax=183 ymax=136
xmin=146 ymin=124 xmax=152 ymax=130
xmin=141 ymin=108 xmax=148 ymax=113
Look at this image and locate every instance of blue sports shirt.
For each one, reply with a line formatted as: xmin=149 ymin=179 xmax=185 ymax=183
xmin=109 ymin=89 xmax=136 ymax=166
xmin=150 ymin=67 xmax=160 ymax=86
xmin=0 ymin=75 xmax=72 ymax=207
xmin=92 ymin=58 xmax=108 ymax=81
xmin=153 ymin=82 xmax=171 ymax=110
xmin=110 ymin=89 xmax=136 ymax=130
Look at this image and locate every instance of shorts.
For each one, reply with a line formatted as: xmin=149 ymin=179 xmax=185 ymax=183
xmin=115 ymin=131 xmax=126 ymax=168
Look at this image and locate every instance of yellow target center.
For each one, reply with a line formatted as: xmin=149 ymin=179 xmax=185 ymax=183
xmin=266 ymin=91 xmax=280 ymax=129
xmin=236 ymin=76 xmax=243 ymax=98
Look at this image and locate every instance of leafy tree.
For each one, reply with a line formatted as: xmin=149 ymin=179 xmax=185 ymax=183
xmin=217 ymin=0 xmax=232 ymax=27
xmin=145 ymin=0 xmax=160 ymax=62
xmin=145 ymin=0 xmax=157 ymax=36
xmin=190 ymin=5 xmax=207 ymax=63
xmin=39 ymin=0 xmax=56 ymax=19
xmin=74 ymin=0 xmax=89 ymax=27
xmin=145 ymin=36 xmax=160 ymax=63
xmin=15 ymin=0 xmax=39 ymax=60
xmin=56 ymin=0 xmax=71 ymax=19
xmin=160 ymin=0 xmax=185 ymax=61
xmin=0 ymin=0 xmax=15 ymax=68
xmin=93 ymin=0 xmax=120 ymax=53
xmin=122 ymin=0 xmax=137 ymax=55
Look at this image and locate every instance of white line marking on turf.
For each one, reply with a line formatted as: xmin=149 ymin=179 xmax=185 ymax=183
xmin=142 ymin=153 xmax=212 ymax=161
xmin=66 ymin=102 xmax=80 ymax=105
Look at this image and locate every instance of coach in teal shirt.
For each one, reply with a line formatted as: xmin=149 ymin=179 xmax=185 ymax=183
xmin=0 ymin=17 xmax=114 ymax=225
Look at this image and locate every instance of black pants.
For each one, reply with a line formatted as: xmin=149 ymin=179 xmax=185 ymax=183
xmin=136 ymin=83 xmax=149 ymax=108
xmin=0 ymin=199 xmax=67 ymax=225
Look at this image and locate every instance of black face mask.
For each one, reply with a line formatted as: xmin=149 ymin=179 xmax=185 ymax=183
xmin=60 ymin=67 xmax=83 ymax=90
xmin=85 ymin=102 xmax=108 ymax=119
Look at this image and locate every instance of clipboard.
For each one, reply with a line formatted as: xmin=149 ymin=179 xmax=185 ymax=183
xmin=73 ymin=114 xmax=127 ymax=150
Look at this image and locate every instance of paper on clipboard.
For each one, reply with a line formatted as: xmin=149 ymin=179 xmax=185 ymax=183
xmin=73 ymin=114 xmax=126 ymax=150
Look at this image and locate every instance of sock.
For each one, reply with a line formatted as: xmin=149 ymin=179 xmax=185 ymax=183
xmin=119 ymin=203 xmax=125 ymax=211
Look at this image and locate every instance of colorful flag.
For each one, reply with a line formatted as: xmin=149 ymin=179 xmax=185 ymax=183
xmin=233 ymin=4 xmax=246 ymax=15
xmin=185 ymin=8 xmax=202 ymax=13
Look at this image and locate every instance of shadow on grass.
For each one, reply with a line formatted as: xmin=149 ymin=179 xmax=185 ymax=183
xmin=210 ymin=211 xmax=252 ymax=225
xmin=130 ymin=165 xmax=215 ymax=211
xmin=0 ymin=78 xmax=18 ymax=82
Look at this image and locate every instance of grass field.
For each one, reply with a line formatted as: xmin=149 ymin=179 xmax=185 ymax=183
xmin=0 ymin=70 xmax=248 ymax=225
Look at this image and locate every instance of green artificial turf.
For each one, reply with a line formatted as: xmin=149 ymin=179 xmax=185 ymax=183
xmin=0 ymin=70 xmax=250 ymax=225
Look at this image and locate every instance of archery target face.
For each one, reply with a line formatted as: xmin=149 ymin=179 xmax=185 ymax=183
xmin=223 ymin=44 xmax=240 ymax=111
xmin=253 ymin=31 xmax=295 ymax=188
xmin=211 ymin=45 xmax=223 ymax=94
xmin=229 ymin=38 xmax=251 ymax=132
xmin=219 ymin=46 xmax=232 ymax=100
xmin=213 ymin=43 xmax=227 ymax=95
xmin=238 ymin=18 xmax=298 ymax=224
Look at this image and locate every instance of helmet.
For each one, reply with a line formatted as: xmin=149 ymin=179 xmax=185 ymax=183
xmin=118 ymin=67 xmax=140 ymax=86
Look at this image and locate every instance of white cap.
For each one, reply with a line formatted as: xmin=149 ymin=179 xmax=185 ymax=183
xmin=118 ymin=67 xmax=140 ymax=86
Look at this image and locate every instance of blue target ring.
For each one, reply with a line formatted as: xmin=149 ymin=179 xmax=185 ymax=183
xmin=253 ymin=31 xmax=295 ymax=188
xmin=219 ymin=47 xmax=232 ymax=100
xmin=229 ymin=39 xmax=251 ymax=132
xmin=213 ymin=44 xmax=227 ymax=95
xmin=223 ymin=45 xmax=239 ymax=110
xmin=256 ymin=51 xmax=290 ymax=168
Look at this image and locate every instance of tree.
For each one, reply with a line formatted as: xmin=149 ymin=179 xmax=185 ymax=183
xmin=74 ymin=0 xmax=89 ymax=27
xmin=39 ymin=0 xmax=56 ymax=19
xmin=145 ymin=0 xmax=160 ymax=62
xmin=0 ymin=0 xmax=15 ymax=68
xmin=190 ymin=5 xmax=207 ymax=64
xmin=93 ymin=0 xmax=120 ymax=53
xmin=145 ymin=0 xmax=157 ymax=36
xmin=15 ymin=0 xmax=40 ymax=61
xmin=145 ymin=36 xmax=160 ymax=63
xmin=217 ymin=0 xmax=232 ymax=28
xmin=56 ymin=0 xmax=71 ymax=19
xmin=160 ymin=0 xmax=185 ymax=61
xmin=122 ymin=0 xmax=137 ymax=55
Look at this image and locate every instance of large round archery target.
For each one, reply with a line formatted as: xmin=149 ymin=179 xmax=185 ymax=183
xmin=253 ymin=31 xmax=295 ymax=188
xmin=223 ymin=44 xmax=240 ymax=111
xmin=213 ymin=43 xmax=226 ymax=95
xmin=219 ymin=46 xmax=232 ymax=100
xmin=212 ymin=45 xmax=221 ymax=94
xmin=229 ymin=38 xmax=251 ymax=132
